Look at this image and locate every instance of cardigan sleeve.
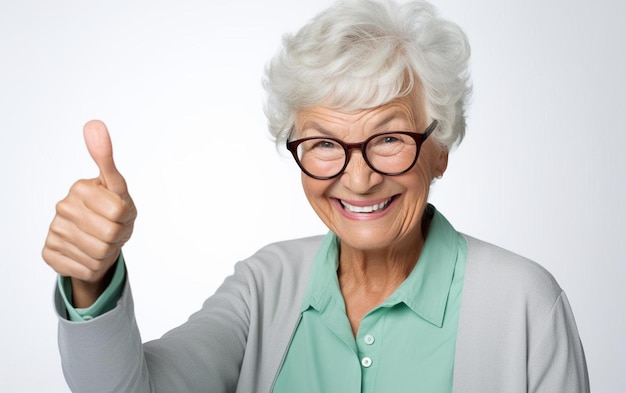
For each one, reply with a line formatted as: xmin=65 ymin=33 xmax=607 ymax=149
xmin=527 ymin=291 xmax=590 ymax=393
xmin=55 ymin=259 xmax=253 ymax=393
xmin=57 ymin=254 xmax=126 ymax=321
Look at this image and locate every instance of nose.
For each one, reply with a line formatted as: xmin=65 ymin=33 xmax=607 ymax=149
xmin=341 ymin=149 xmax=384 ymax=192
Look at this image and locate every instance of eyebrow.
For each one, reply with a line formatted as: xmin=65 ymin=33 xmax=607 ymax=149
xmin=299 ymin=121 xmax=332 ymax=136
xmin=299 ymin=110 xmax=411 ymax=137
xmin=375 ymin=111 xmax=406 ymax=130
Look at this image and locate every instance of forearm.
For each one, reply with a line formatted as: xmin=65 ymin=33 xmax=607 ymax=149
xmin=55 ymin=279 xmax=152 ymax=392
xmin=54 ymin=258 xmax=252 ymax=393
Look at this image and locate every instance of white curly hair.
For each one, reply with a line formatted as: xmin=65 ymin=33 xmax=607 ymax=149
xmin=263 ymin=0 xmax=472 ymax=150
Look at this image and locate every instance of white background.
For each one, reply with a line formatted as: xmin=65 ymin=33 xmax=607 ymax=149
xmin=1 ymin=0 xmax=624 ymax=391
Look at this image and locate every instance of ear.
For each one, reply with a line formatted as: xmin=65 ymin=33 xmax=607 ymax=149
xmin=434 ymin=147 xmax=449 ymax=178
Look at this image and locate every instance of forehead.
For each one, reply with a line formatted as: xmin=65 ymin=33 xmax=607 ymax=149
xmin=295 ymin=94 xmax=425 ymax=137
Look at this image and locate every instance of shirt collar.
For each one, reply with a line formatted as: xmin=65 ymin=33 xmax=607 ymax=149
xmin=384 ymin=206 xmax=460 ymax=327
xmin=300 ymin=231 xmax=342 ymax=314
xmin=301 ymin=204 xmax=462 ymax=328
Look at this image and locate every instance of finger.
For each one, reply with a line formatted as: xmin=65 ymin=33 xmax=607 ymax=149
xmin=67 ymin=179 xmax=136 ymax=225
xmin=83 ymin=120 xmax=128 ymax=196
xmin=42 ymin=245 xmax=109 ymax=283
xmin=49 ymin=214 xmax=125 ymax=261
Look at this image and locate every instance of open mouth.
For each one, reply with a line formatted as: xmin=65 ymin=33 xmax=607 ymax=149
xmin=339 ymin=196 xmax=396 ymax=213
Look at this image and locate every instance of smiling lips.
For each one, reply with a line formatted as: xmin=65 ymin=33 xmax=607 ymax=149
xmin=340 ymin=197 xmax=394 ymax=213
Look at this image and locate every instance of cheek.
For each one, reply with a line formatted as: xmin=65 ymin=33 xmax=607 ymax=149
xmin=407 ymin=166 xmax=432 ymax=196
xmin=400 ymin=152 xmax=435 ymax=202
xmin=416 ymin=143 xmax=441 ymax=180
xmin=301 ymin=175 xmax=339 ymax=226
xmin=301 ymin=174 xmax=316 ymax=198
xmin=301 ymin=174 xmax=328 ymax=205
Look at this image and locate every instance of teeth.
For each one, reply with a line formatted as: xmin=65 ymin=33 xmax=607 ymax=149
xmin=340 ymin=198 xmax=392 ymax=213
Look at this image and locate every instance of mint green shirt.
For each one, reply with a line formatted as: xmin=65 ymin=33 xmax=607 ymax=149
xmin=58 ymin=252 xmax=126 ymax=321
xmin=59 ymin=208 xmax=467 ymax=392
xmin=273 ymin=208 xmax=467 ymax=393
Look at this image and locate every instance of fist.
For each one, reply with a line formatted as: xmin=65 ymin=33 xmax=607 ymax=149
xmin=42 ymin=120 xmax=136 ymax=306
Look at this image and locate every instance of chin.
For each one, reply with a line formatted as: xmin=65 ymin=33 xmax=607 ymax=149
xmin=335 ymin=227 xmax=403 ymax=251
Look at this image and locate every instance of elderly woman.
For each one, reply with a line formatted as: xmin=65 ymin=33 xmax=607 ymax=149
xmin=43 ymin=0 xmax=589 ymax=392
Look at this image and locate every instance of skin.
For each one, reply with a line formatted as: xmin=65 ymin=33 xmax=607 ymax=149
xmin=42 ymin=92 xmax=446 ymax=331
xmin=42 ymin=120 xmax=136 ymax=308
xmin=295 ymin=92 xmax=449 ymax=335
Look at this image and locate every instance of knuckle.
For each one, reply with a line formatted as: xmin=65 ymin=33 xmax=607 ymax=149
xmin=101 ymin=222 xmax=123 ymax=243
xmin=48 ymin=216 xmax=71 ymax=240
xmin=106 ymin=203 xmax=125 ymax=220
xmin=75 ymin=268 xmax=96 ymax=283
xmin=43 ymin=235 xmax=56 ymax=253
xmin=55 ymin=195 xmax=84 ymax=219
xmin=41 ymin=247 xmax=55 ymax=266
xmin=43 ymin=230 xmax=66 ymax=252
xmin=41 ymin=248 xmax=69 ymax=275
xmin=108 ymin=198 xmax=137 ymax=224
xmin=92 ymin=241 xmax=115 ymax=260
xmin=54 ymin=199 xmax=70 ymax=216
xmin=69 ymin=179 xmax=91 ymax=195
xmin=83 ymin=259 xmax=114 ymax=283
xmin=73 ymin=259 xmax=103 ymax=282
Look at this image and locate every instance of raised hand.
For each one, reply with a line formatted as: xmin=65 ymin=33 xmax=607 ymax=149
xmin=43 ymin=120 xmax=137 ymax=308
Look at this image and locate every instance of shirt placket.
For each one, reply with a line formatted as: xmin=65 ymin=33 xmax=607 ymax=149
xmin=355 ymin=308 xmax=386 ymax=392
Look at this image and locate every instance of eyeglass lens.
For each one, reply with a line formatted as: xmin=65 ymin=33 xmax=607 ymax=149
xmin=295 ymin=132 xmax=419 ymax=179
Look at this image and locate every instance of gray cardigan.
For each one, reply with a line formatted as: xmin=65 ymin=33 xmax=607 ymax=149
xmin=55 ymin=235 xmax=589 ymax=392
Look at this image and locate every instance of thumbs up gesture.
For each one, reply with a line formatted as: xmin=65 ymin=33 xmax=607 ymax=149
xmin=43 ymin=120 xmax=137 ymax=308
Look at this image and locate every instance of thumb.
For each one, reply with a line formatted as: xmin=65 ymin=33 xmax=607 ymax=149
xmin=83 ymin=120 xmax=127 ymax=196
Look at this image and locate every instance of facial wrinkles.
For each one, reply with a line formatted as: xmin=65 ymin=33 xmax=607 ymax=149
xmin=295 ymin=98 xmax=421 ymax=141
xmin=396 ymin=167 xmax=429 ymax=235
xmin=296 ymin=94 xmax=441 ymax=260
xmin=342 ymin=105 xmax=426 ymax=197
xmin=311 ymin=103 xmax=426 ymax=200
xmin=383 ymin=139 xmax=441 ymax=252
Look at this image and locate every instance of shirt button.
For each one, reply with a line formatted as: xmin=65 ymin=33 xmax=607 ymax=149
xmin=364 ymin=334 xmax=375 ymax=345
xmin=361 ymin=357 xmax=372 ymax=368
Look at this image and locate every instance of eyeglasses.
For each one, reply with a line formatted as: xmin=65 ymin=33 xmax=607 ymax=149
xmin=286 ymin=120 xmax=437 ymax=180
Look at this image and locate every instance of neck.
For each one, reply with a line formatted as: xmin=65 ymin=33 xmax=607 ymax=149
xmin=337 ymin=209 xmax=433 ymax=296
xmin=339 ymin=230 xmax=424 ymax=298
xmin=337 ymin=225 xmax=426 ymax=336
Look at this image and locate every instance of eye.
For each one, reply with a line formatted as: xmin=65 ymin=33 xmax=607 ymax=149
xmin=304 ymin=138 xmax=342 ymax=152
xmin=312 ymin=140 xmax=338 ymax=149
xmin=368 ymin=133 xmax=415 ymax=157
xmin=381 ymin=135 xmax=400 ymax=144
xmin=297 ymin=138 xmax=343 ymax=158
xmin=370 ymin=133 xmax=404 ymax=148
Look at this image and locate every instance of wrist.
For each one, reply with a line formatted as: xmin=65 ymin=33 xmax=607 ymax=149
xmin=70 ymin=264 xmax=116 ymax=308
